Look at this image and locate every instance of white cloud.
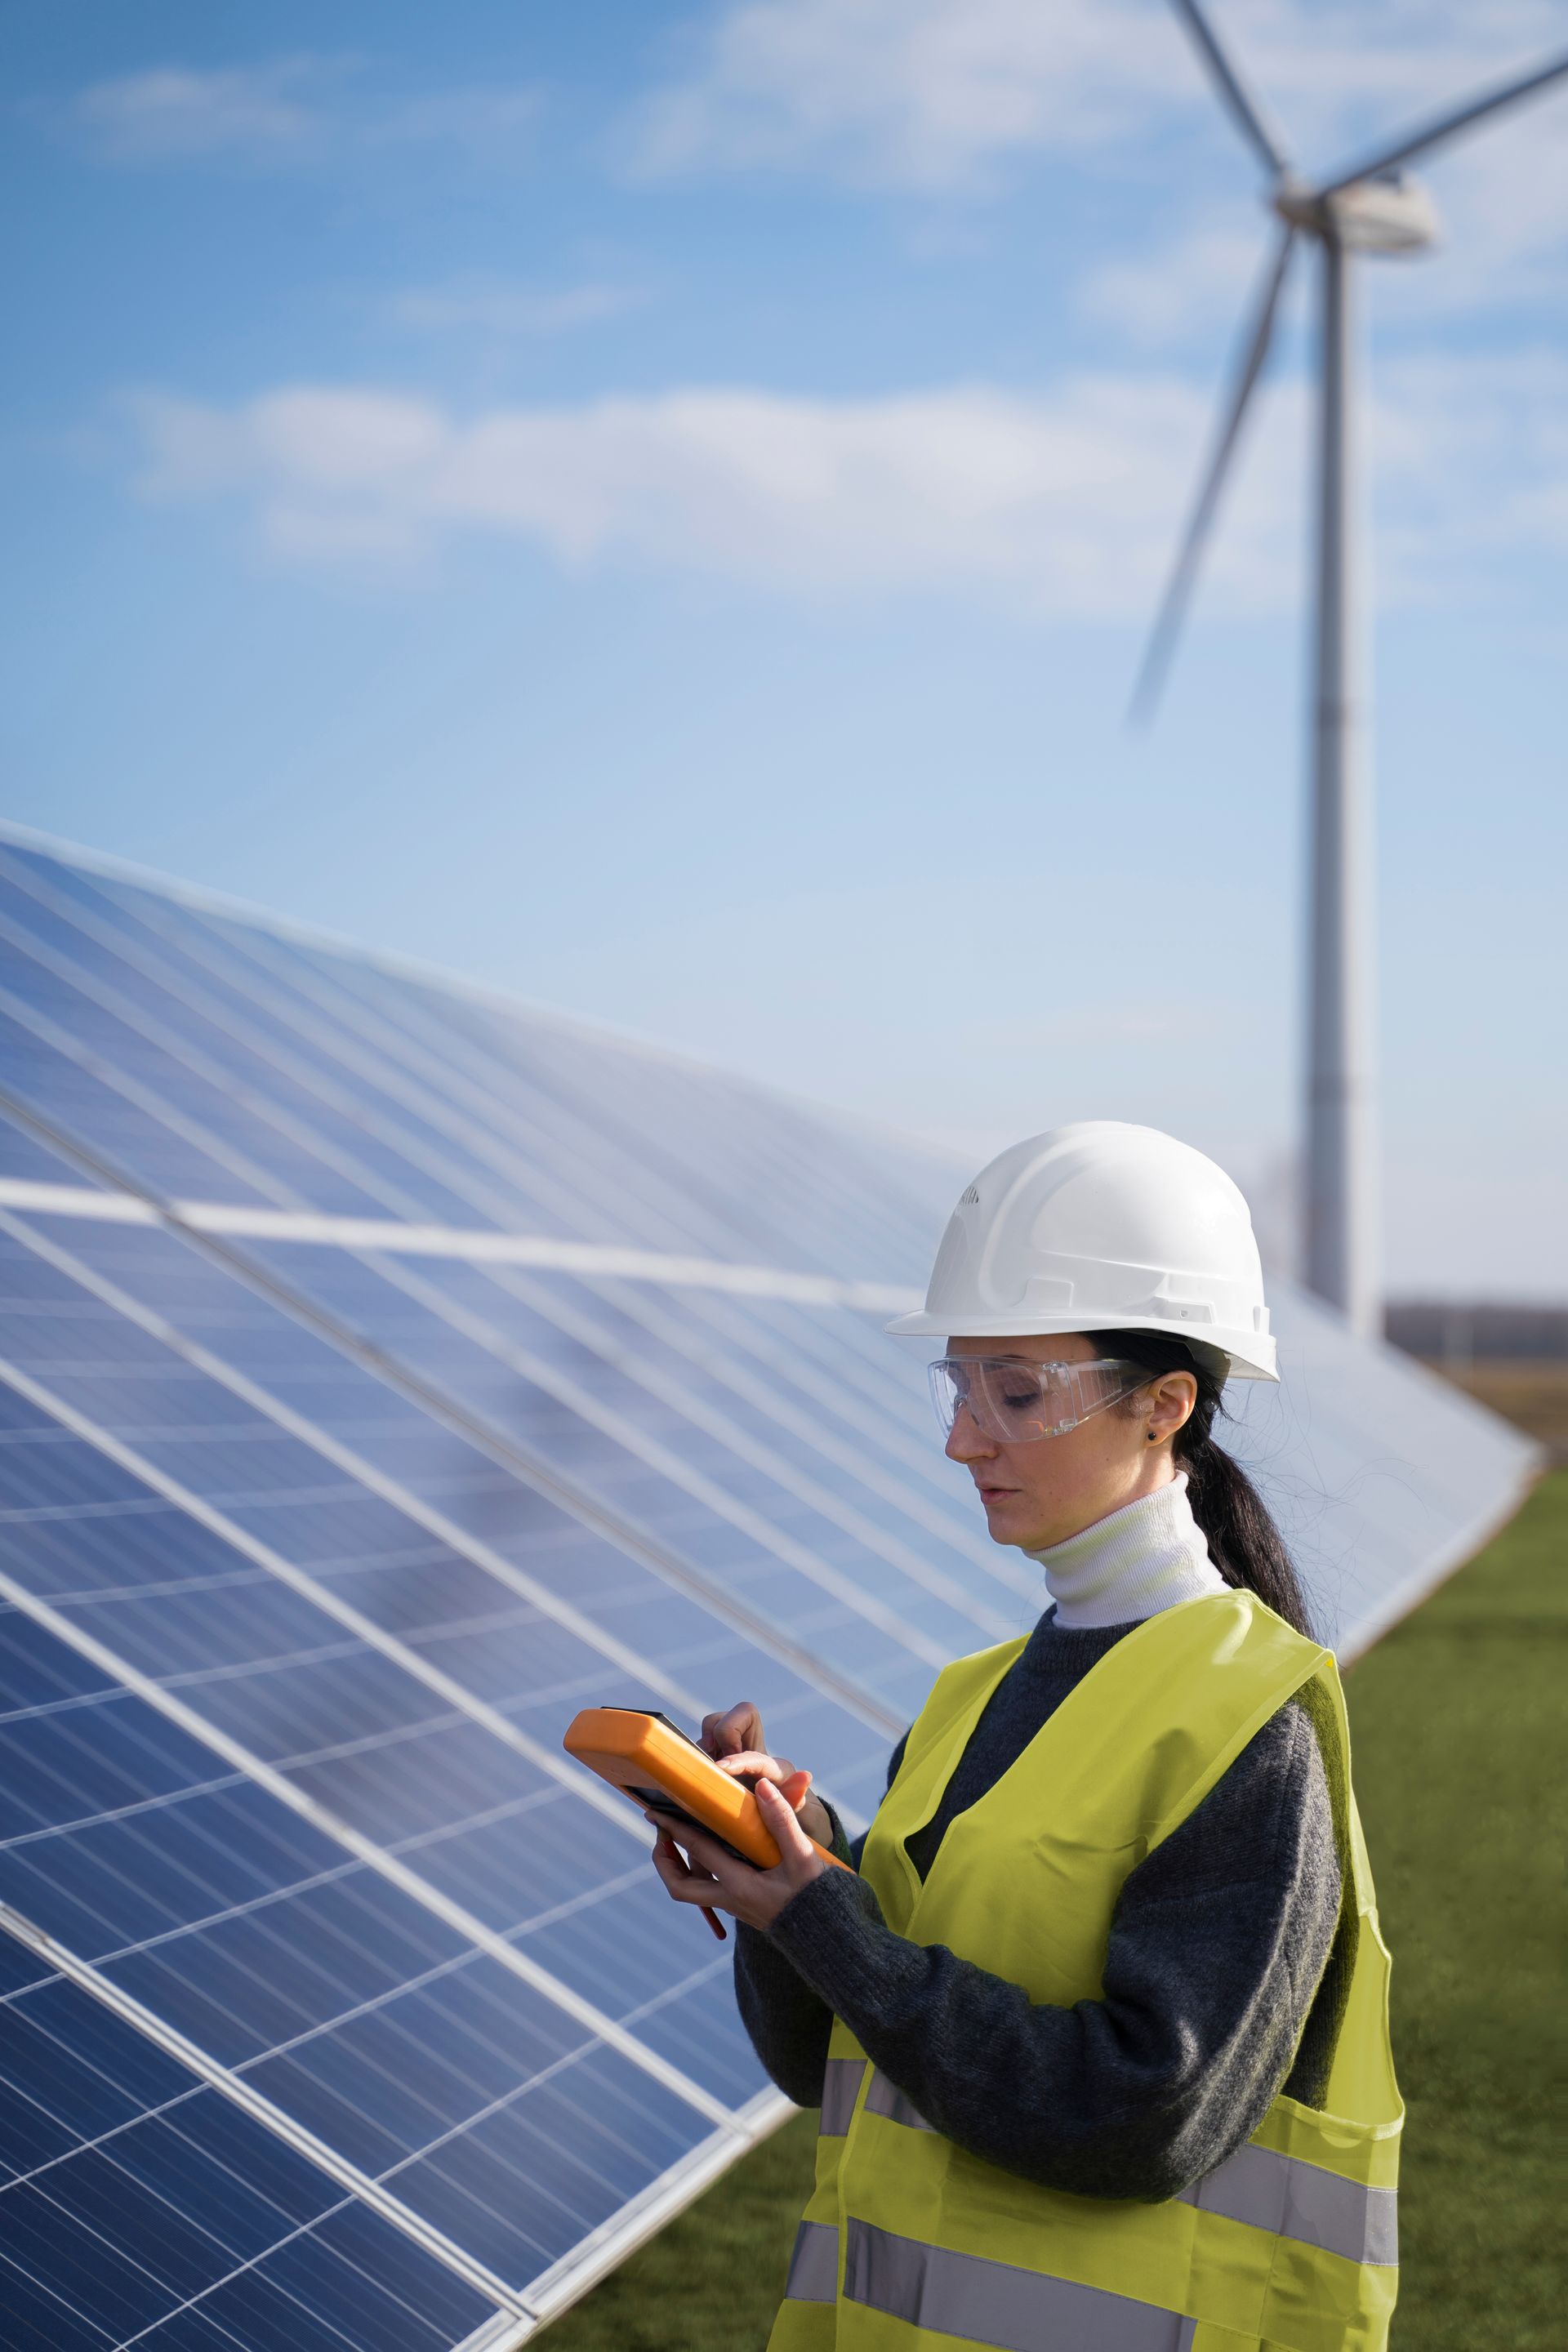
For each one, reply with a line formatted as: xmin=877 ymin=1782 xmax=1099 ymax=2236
xmin=73 ymin=60 xmax=541 ymax=168
xmin=632 ymin=0 xmax=1177 ymax=185
xmin=126 ymin=355 xmax=1567 ymax=608
xmin=1080 ymin=226 xmax=1267 ymax=345
xmin=128 ymin=377 xmax=1261 ymax=604
xmin=388 ymin=280 xmax=644 ymax=336
xmin=632 ymin=0 xmax=1568 ymax=229
xmin=76 ymin=62 xmax=323 ymax=161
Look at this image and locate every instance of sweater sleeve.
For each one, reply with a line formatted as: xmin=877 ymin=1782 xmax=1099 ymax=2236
xmin=764 ymin=1699 xmax=1341 ymax=2198
xmin=732 ymin=1737 xmax=905 ymax=2108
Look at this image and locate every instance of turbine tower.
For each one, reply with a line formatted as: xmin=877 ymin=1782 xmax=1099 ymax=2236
xmin=1133 ymin=2 xmax=1568 ymax=1338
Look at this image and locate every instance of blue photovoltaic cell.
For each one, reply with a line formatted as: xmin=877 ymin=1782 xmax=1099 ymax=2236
xmin=0 ymin=856 xmax=986 ymax=1698
xmin=0 ymin=1288 xmax=793 ymax=2109
xmin=0 ymin=840 xmax=950 ymax=1281
xmin=0 ymin=826 xmax=1541 ymax=2350
xmin=0 ymin=1207 xmax=896 ymax=1799
xmin=0 ymin=1931 xmax=497 ymax=2352
xmin=0 ymin=1602 xmax=723 ymax=2305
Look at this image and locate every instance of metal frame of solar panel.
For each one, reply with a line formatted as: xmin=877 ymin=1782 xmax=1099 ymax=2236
xmin=0 ymin=822 xmax=1540 ymax=2350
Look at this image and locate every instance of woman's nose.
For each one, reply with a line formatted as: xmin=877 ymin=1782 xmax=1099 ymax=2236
xmin=945 ymin=1402 xmax=995 ymax=1463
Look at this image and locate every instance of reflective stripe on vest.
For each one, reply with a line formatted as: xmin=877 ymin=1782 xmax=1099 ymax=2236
xmin=820 ymin=2057 xmax=866 ymax=2137
xmin=1181 ymin=2141 xmax=1398 ymax=2269
xmin=844 ymin=2219 xmax=1198 ymax=2351
xmin=784 ymin=2220 xmax=840 ymax=2305
xmin=863 ymin=2069 xmax=1398 ymax=2267
xmin=862 ymin=2069 xmax=933 ymax=2132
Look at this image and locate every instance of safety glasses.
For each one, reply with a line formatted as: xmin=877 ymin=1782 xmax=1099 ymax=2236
xmin=928 ymin=1356 xmax=1147 ymax=1445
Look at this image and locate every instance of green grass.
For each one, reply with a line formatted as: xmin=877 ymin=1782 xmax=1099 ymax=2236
xmin=542 ymin=1473 xmax=1568 ymax=2350
xmin=1343 ymin=1470 xmax=1566 ymax=2348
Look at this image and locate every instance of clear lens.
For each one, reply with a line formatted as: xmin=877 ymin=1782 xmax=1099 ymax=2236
xmin=929 ymin=1356 xmax=1145 ymax=1444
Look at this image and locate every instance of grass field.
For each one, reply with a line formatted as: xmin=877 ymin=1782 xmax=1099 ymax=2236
xmin=542 ymin=1471 xmax=1566 ymax=2350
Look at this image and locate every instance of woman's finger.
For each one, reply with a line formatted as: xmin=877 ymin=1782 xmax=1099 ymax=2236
xmin=700 ymin=1702 xmax=764 ymax=1759
xmin=712 ymin=1748 xmax=796 ymax=1787
xmin=755 ymin=1776 xmax=820 ymax=1864
xmin=649 ymin=1830 xmax=722 ymax=1903
xmin=654 ymin=1816 xmax=743 ymax=1884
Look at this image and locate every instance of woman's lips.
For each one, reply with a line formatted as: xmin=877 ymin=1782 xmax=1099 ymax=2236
xmin=977 ymin=1482 xmax=1019 ymax=1503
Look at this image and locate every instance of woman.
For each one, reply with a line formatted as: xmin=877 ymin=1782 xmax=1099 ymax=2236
xmin=650 ymin=1123 xmax=1401 ymax=2350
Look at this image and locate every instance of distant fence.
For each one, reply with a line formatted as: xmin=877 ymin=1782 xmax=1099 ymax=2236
xmin=1386 ymin=1301 xmax=1568 ymax=1363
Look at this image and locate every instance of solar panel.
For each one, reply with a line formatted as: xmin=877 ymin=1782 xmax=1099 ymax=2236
xmin=0 ymin=822 xmax=1541 ymax=2347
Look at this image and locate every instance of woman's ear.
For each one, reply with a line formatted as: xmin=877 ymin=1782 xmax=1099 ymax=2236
xmin=1145 ymin=1370 xmax=1198 ymax=1445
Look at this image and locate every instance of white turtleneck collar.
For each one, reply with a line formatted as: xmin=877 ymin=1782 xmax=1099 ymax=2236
xmin=1024 ymin=1472 xmax=1227 ymax=1628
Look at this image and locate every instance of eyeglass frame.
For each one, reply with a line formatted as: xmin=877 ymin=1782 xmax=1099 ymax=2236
xmin=926 ymin=1353 xmax=1152 ymax=1445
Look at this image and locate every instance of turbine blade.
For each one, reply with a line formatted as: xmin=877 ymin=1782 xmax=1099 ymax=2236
xmin=1169 ymin=0 xmax=1292 ymax=176
xmin=1129 ymin=228 xmax=1296 ymax=727
xmin=1316 ymin=48 xmax=1568 ymax=194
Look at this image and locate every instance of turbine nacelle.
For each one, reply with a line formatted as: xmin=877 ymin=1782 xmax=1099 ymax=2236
xmin=1275 ymin=172 xmax=1440 ymax=256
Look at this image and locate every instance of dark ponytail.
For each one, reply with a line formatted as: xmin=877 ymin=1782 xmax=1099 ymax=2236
xmin=1086 ymin=1329 xmax=1313 ymax=1638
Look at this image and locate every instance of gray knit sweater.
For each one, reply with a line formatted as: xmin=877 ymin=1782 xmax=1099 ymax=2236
xmin=733 ymin=1610 xmax=1343 ymax=2201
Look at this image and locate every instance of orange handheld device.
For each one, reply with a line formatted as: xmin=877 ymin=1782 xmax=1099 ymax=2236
xmin=563 ymin=1707 xmax=851 ymax=1871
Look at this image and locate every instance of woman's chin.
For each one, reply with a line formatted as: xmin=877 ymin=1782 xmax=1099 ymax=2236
xmin=981 ymin=1495 xmax=1042 ymax=1547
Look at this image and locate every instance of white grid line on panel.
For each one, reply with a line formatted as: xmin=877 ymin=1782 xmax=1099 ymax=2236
xmin=0 ymin=1988 xmax=494 ymax=2352
xmin=0 ymin=2053 xmax=208 ymax=2191
xmin=345 ymin=1246 xmax=955 ymax=1666
xmin=0 ymin=970 xmax=292 ymax=1210
xmin=444 ymin=2084 xmax=798 ymax=2352
xmin=0 ymin=842 xmax=612 ymax=1248
xmin=0 ymin=1896 xmax=528 ymax=2323
xmin=2 ymin=1760 xmax=640 ymax=2003
xmin=0 ymin=1757 xmax=252 ymax=1849
xmin=0 ymin=816 xmax=883 ymax=1106
xmin=0 ymin=1553 xmax=737 ymax=2132
xmin=2 ymin=1697 xmax=703 ymax=2276
xmin=0 ymin=1202 xmax=721 ymax=1748
xmin=523 ymin=2083 xmax=794 ymax=2335
xmin=0 ymin=1174 xmax=914 ymax=1308
xmin=83 ymin=852 xmax=785 ymax=1273
xmin=0 ymin=865 xmax=911 ymax=1326
xmin=46 ymin=856 xmax=982 ymax=1533
xmin=0 ymin=1234 xmax=662 ymax=1838
xmin=0 ymin=862 xmax=954 ymax=1538
xmin=0 ymin=2186 xmax=378 ymax=2352
xmin=168 ymin=908 xmax=950 ymax=1492
xmin=0 ymin=1095 xmax=907 ymax=1739
xmin=79 ymin=856 xmax=968 ymax=1519
xmin=0 ymin=855 xmax=977 ymax=1595
xmin=0 ymin=895 xmax=414 ymax=1224
xmin=337 ymin=1236 xmax=995 ymax=1624
xmin=0 ymin=1178 xmax=996 ymax=1591
xmin=108 ymin=2192 xmax=391 ymax=2352
xmin=147 ymin=851 xmax=925 ymax=1284
xmin=0 ymin=1759 xmax=761 ymax=2342
xmin=0 ymin=844 xmax=918 ymax=1309
xmin=0 ymin=916 xmax=960 ymax=1661
xmin=0 ymin=1692 xmax=628 ymax=2178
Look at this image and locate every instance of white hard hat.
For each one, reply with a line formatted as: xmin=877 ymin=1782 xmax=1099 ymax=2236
xmin=886 ymin=1121 xmax=1278 ymax=1382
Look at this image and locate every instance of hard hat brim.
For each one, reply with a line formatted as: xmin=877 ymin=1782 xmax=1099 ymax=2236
xmin=883 ymin=1306 xmax=1279 ymax=1383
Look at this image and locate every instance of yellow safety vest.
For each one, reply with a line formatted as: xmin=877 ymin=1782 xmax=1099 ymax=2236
xmin=768 ymin=1589 xmax=1401 ymax=2352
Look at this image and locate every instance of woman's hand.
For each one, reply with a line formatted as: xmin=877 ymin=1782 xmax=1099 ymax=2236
xmin=649 ymin=1777 xmax=827 ymax=1933
xmin=700 ymin=1701 xmax=834 ymax=1849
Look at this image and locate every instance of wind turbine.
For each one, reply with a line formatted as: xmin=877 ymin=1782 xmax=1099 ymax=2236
xmin=1133 ymin=1 xmax=1568 ymax=1339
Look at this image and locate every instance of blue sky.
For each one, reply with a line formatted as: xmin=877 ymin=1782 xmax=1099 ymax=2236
xmin=2 ymin=0 xmax=1565 ymax=1295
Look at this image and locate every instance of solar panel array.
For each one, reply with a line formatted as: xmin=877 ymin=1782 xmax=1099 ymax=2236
xmin=0 ymin=826 xmax=1538 ymax=2349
